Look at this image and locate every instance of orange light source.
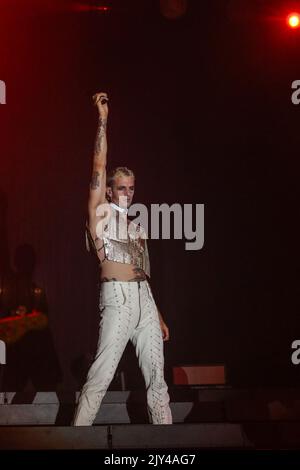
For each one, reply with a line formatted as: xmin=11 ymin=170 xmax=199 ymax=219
xmin=287 ymin=12 xmax=300 ymax=28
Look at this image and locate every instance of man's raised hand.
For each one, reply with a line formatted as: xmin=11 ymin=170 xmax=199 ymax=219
xmin=92 ymin=92 xmax=109 ymax=120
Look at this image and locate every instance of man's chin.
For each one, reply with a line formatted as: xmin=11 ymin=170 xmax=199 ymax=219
xmin=124 ymin=200 xmax=132 ymax=208
xmin=114 ymin=199 xmax=131 ymax=208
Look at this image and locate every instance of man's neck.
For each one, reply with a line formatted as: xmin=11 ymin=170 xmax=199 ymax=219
xmin=110 ymin=202 xmax=128 ymax=215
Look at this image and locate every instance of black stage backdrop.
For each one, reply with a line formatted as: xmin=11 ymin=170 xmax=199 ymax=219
xmin=0 ymin=0 xmax=299 ymax=390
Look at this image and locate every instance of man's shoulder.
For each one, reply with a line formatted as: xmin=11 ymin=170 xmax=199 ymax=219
xmin=88 ymin=200 xmax=112 ymax=227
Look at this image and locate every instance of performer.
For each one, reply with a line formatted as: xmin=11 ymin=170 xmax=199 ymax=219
xmin=73 ymin=92 xmax=172 ymax=425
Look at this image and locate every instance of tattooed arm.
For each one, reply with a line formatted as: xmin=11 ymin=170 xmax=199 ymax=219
xmin=88 ymin=92 xmax=109 ymax=215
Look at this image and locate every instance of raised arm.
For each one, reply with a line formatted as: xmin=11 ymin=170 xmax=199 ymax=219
xmin=88 ymin=92 xmax=109 ymax=217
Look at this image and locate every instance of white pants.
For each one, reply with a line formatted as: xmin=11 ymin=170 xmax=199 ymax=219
xmin=73 ymin=280 xmax=172 ymax=425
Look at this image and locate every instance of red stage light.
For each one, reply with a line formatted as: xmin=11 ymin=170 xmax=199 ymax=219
xmin=95 ymin=6 xmax=109 ymax=12
xmin=287 ymin=12 xmax=300 ymax=28
xmin=72 ymin=3 xmax=110 ymax=13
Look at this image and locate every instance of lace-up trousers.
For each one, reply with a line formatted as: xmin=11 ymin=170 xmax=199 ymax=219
xmin=73 ymin=280 xmax=172 ymax=425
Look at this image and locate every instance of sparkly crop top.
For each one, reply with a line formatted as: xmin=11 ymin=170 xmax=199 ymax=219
xmin=86 ymin=203 xmax=150 ymax=277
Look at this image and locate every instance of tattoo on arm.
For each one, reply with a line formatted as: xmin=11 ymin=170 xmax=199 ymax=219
xmin=90 ymin=171 xmax=100 ymax=190
xmin=94 ymin=117 xmax=107 ymax=155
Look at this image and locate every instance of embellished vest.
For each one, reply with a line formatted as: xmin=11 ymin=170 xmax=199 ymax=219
xmin=86 ymin=204 xmax=150 ymax=277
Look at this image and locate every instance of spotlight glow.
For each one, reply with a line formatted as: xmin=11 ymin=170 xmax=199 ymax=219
xmin=287 ymin=12 xmax=300 ymax=28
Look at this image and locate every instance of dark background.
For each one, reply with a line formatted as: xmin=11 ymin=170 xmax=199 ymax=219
xmin=0 ymin=0 xmax=300 ymax=390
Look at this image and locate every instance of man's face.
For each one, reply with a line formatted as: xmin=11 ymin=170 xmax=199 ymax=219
xmin=107 ymin=175 xmax=135 ymax=208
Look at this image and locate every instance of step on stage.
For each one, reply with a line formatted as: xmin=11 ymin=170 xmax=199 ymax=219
xmin=1 ymin=387 xmax=300 ymax=449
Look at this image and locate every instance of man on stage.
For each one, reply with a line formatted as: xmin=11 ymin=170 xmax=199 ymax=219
xmin=73 ymin=92 xmax=172 ymax=425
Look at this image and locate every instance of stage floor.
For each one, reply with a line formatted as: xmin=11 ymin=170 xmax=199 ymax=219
xmin=1 ymin=387 xmax=300 ymax=449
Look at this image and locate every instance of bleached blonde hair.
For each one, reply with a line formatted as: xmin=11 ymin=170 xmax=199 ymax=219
xmin=106 ymin=166 xmax=135 ymax=189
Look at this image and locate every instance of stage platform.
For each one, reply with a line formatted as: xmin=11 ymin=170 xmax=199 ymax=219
xmin=1 ymin=387 xmax=300 ymax=449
